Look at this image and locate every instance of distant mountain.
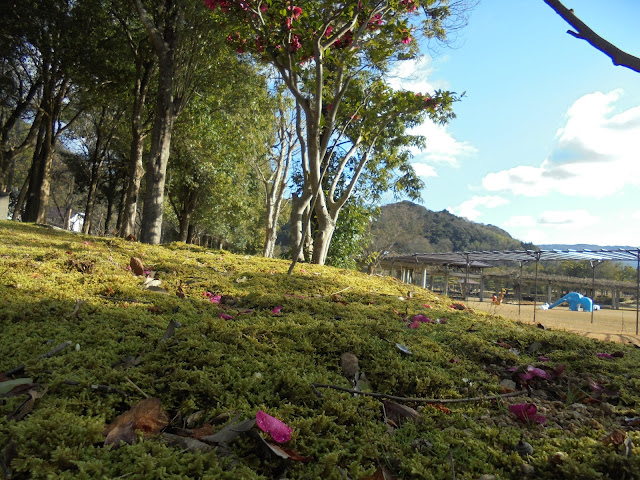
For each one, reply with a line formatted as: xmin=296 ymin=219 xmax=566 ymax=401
xmin=539 ymin=244 xmax=638 ymax=251
xmin=371 ymin=201 xmax=534 ymax=255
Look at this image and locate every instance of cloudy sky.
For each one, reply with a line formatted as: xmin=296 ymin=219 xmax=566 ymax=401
xmin=391 ymin=0 xmax=640 ymax=247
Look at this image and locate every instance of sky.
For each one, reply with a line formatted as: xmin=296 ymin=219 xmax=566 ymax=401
xmin=389 ymin=0 xmax=640 ymax=248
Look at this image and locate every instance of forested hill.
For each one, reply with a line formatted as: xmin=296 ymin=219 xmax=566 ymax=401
xmin=371 ymin=201 xmax=534 ymax=254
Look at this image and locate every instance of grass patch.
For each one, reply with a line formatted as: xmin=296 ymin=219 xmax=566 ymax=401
xmin=1 ymin=221 xmax=640 ymax=479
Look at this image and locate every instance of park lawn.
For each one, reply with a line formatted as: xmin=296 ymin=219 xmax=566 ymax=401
xmin=1 ymin=221 xmax=640 ymax=479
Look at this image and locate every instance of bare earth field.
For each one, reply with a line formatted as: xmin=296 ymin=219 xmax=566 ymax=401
xmin=467 ymin=300 xmax=640 ymax=346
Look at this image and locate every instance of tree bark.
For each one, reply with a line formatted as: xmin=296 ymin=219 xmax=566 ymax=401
xmin=543 ymin=0 xmax=640 ymax=73
xmin=134 ymin=0 xmax=178 ymax=245
xmin=290 ymin=191 xmax=311 ymax=262
xmin=119 ymin=58 xmax=153 ymax=238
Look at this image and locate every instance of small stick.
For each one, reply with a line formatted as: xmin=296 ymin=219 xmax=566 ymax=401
xmin=310 ymin=383 xmax=528 ymax=404
xmin=5 ymin=341 xmax=73 ymax=376
xmin=448 ymin=450 xmax=456 ymax=480
xmin=125 ymin=376 xmax=150 ymax=398
xmin=329 ymin=286 xmax=352 ymax=297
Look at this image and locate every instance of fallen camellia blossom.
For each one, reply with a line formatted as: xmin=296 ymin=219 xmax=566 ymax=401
xmin=408 ymin=320 xmax=420 ymax=329
xmin=256 ymin=410 xmax=292 ymax=444
xmin=272 ymin=306 xmax=283 ymax=315
xmin=412 ymin=314 xmax=433 ymax=324
xmin=203 ymin=292 xmax=222 ymax=304
xmin=597 ymin=353 xmax=614 ymax=359
xmin=509 ymin=403 xmax=546 ymax=425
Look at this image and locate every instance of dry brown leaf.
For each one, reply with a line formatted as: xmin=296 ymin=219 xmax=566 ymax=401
xmin=382 ymin=400 xmax=419 ymax=426
xmin=130 ymin=257 xmax=145 ymax=276
xmin=161 ymin=433 xmax=212 ymax=452
xmin=601 ymin=429 xmax=626 ymax=447
xmin=358 ymin=465 xmax=395 ymax=480
xmin=188 ymin=423 xmax=215 ymax=439
xmin=428 ymin=403 xmax=452 ymax=414
xmin=103 ymin=397 xmax=169 ymax=446
xmin=7 ymin=388 xmax=46 ymax=421
xmin=340 ymin=353 xmax=359 ymax=380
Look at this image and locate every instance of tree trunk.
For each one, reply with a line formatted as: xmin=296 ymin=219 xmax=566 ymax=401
xmin=290 ymin=192 xmax=311 ymax=262
xmin=178 ymin=210 xmax=190 ymax=242
xmin=135 ymin=0 xmax=177 ymax=245
xmin=311 ymin=211 xmax=337 ymax=265
xmin=12 ymin=169 xmax=31 ymax=221
xmin=119 ymin=59 xmax=153 ymax=238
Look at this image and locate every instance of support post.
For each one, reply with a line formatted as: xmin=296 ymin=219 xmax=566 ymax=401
xmin=422 ymin=267 xmax=428 ymax=289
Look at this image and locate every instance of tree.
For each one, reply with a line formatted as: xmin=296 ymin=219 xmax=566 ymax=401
xmin=166 ymin=52 xmax=274 ymax=244
xmin=543 ymin=0 xmax=640 ymax=73
xmin=205 ymin=0 xmax=462 ymax=265
xmin=252 ymin=91 xmax=297 ymax=257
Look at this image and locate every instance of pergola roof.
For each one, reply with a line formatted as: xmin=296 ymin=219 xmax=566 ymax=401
xmin=384 ymin=248 xmax=640 ymax=265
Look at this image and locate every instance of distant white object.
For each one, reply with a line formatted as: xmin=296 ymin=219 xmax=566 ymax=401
xmin=70 ymin=213 xmax=84 ymax=232
xmin=539 ymin=303 xmax=550 ymax=310
xmin=594 ymin=304 xmax=601 ymax=311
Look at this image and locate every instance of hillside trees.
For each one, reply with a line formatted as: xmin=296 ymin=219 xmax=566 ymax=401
xmin=205 ymin=0 xmax=462 ymax=265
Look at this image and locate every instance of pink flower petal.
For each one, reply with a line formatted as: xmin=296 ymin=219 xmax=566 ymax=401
xmin=256 ymin=410 xmax=292 ymax=443
xmin=527 ymin=365 xmax=551 ymax=380
xmin=412 ymin=314 xmax=432 ymax=324
xmin=537 ymin=356 xmax=550 ymax=362
xmin=422 ymin=304 xmax=432 ymax=309
xmin=272 ymin=306 xmax=283 ymax=315
xmin=597 ymin=353 xmax=614 ymax=359
xmin=209 ymin=295 xmax=222 ymax=304
xmin=509 ymin=403 xmax=546 ymax=425
xmin=219 ymin=313 xmax=234 ymax=320
xmin=408 ymin=320 xmax=420 ymax=329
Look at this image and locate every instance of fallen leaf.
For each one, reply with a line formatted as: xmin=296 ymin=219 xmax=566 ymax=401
xmin=130 ymin=257 xmax=145 ymax=276
xmin=601 ymin=429 xmax=626 ymax=447
xmin=219 ymin=313 xmax=235 ymax=320
xmin=256 ymin=410 xmax=292 ymax=443
xmin=340 ymin=353 xmax=360 ymax=381
xmin=200 ymin=416 xmax=256 ymax=444
xmin=358 ymin=465 xmax=395 ymax=480
xmin=395 ymin=343 xmax=412 ymax=355
xmin=1 ymin=439 xmax=18 ymax=479
xmin=146 ymin=285 xmax=170 ymax=294
xmin=7 ymin=388 xmax=46 ymax=421
xmin=160 ymin=320 xmax=182 ymax=343
xmin=429 ymin=403 xmax=451 ymax=414
xmin=0 ymin=378 xmax=33 ymax=395
xmin=250 ymin=431 xmax=313 ymax=462
xmin=161 ymin=432 xmax=212 ymax=452
xmin=103 ymin=397 xmax=169 ymax=446
xmin=383 ymin=400 xmax=419 ymax=426
xmin=176 ymin=284 xmax=186 ymax=298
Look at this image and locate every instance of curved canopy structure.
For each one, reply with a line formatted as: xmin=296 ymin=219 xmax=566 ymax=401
xmin=381 ymin=248 xmax=640 ymax=334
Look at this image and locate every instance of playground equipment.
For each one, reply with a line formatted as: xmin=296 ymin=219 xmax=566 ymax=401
xmin=540 ymin=292 xmax=600 ymax=312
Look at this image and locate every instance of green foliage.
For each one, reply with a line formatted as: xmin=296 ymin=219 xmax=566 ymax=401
xmin=371 ymin=201 xmax=530 ymax=255
xmin=3 ymin=223 xmax=640 ymax=479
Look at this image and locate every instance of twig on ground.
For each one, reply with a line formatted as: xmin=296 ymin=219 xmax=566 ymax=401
xmin=448 ymin=450 xmax=456 ymax=480
xmin=310 ymin=383 xmax=528 ymax=404
xmin=91 ymin=384 xmax=129 ymax=396
xmin=125 ymin=376 xmax=150 ymax=398
xmin=329 ymin=286 xmax=352 ymax=297
xmin=5 ymin=341 xmax=73 ymax=376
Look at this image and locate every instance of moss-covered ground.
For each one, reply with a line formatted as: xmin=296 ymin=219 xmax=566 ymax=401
xmin=1 ymin=221 xmax=640 ymax=479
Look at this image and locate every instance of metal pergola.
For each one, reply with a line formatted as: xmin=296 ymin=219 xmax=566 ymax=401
xmin=383 ymin=248 xmax=640 ymax=334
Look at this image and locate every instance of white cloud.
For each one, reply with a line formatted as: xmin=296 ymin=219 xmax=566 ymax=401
xmin=411 ymin=162 xmax=438 ymax=178
xmin=537 ymin=209 xmax=600 ymax=226
xmin=448 ymin=195 xmax=509 ymax=221
xmin=387 ymin=56 xmax=478 ymax=168
xmin=632 ymin=210 xmax=640 ymax=220
xmin=499 ymin=207 xmax=640 ymax=246
xmin=411 ymin=121 xmax=477 ymax=167
xmin=503 ymin=215 xmax=536 ymax=228
xmin=482 ymin=90 xmax=640 ymax=198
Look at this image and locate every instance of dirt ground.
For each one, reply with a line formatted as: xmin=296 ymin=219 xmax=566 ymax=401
xmin=466 ymin=300 xmax=640 ymax=346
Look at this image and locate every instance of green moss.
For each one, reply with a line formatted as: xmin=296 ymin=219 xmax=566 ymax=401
xmin=2 ymin=221 xmax=640 ymax=479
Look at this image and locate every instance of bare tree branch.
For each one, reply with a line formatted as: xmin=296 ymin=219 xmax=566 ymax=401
xmin=543 ymin=0 xmax=640 ymax=73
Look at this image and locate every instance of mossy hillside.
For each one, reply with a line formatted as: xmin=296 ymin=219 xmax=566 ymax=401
xmin=0 ymin=221 xmax=639 ymax=479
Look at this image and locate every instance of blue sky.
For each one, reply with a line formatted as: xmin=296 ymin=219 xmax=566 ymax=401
xmin=390 ymin=0 xmax=640 ymax=247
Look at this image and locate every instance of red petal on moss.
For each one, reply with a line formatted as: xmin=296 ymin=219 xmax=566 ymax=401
xmin=508 ymin=403 xmax=546 ymax=425
xmin=256 ymin=410 xmax=292 ymax=443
